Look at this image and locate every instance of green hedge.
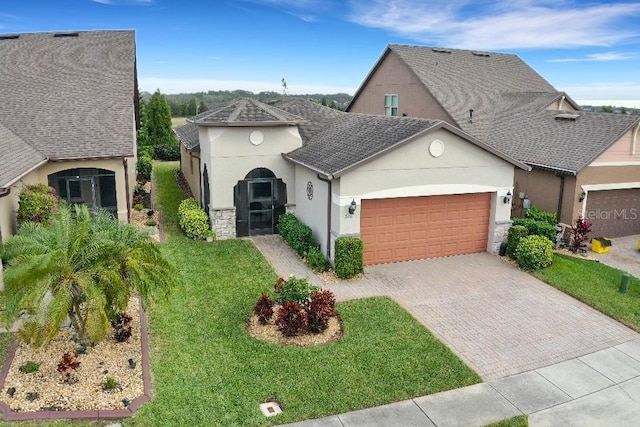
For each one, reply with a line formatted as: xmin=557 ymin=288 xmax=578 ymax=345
xmin=277 ymin=213 xmax=316 ymax=257
xmin=306 ymin=246 xmax=329 ymax=272
xmin=512 ymin=218 xmax=556 ymax=243
xmin=178 ymin=198 xmax=209 ymax=240
xmin=17 ymin=184 xmax=58 ymax=226
xmin=515 ymin=235 xmax=553 ymax=271
xmin=334 ymin=237 xmax=364 ymax=279
xmin=525 ymin=206 xmax=557 ymax=226
xmin=507 ymin=225 xmax=529 ymax=259
xmin=136 ymin=156 xmax=152 ymax=181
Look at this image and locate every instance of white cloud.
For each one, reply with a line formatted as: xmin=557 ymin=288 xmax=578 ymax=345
xmin=92 ymin=0 xmax=154 ymax=5
xmin=139 ymin=77 xmax=356 ymax=95
xmin=547 ymin=52 xmax=637 ymax=63
xmin=347 ymin=0 xmax=640 ymax=50
xmin=558 ymin=81 xmax=640 ymax=100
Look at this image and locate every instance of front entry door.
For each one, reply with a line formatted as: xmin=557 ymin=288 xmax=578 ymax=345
xmin=248 ymin=179 xmax=274 ymax=235
xmin=66 ymin=177 xmax=96 ymax=208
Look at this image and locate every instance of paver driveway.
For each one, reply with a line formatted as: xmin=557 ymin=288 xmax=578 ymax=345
xmin=252 ymin=236 xmax=638 ymax=381
xmin=592 ymin=234 xmax=640 ymax=279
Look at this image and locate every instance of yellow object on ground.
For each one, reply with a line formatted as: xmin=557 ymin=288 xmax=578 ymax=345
xmin=591 ymin=237 xmax=612 ymax=254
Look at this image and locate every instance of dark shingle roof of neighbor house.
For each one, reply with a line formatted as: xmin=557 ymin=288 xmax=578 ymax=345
xmin=0 ymin=30 xmax=137 ymax=188
xmin=350 ymin=44 xmax=640 ymax=174
xmin=174 ymin=122 xmax=200 ymax=152
xmin=283 ymin=100 xmax=529 ymax=177
xmin=269 ymin=98 xmax=343 ymax=142
xmin=192 ymin=98 xmax=307 ymax=126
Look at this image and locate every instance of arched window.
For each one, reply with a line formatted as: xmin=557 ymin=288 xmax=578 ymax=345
xmin=48 ymin=168 xmax=116 ymax=215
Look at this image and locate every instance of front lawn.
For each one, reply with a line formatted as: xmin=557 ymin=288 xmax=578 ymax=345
xmin=534 ymin=253 xmax=640 ymax=331
xmin=126 ymin=162 xmax=480 ymax=426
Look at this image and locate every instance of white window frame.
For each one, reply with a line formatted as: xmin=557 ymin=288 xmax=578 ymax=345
xmin=384 ymin=94 xmax=398 ymax=117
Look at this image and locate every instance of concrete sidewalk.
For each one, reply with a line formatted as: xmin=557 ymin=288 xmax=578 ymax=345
xmin=279 ymin=338 xmax=640 ymax=426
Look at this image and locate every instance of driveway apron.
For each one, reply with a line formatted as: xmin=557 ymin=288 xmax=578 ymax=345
xmin=251 ymin=236 xmax=638 ymax=381
xmin=592 ymin=234 xmax=640 ymax=279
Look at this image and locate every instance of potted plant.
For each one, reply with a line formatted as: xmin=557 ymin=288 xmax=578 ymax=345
xmin=206 ymin=230 xmax=216 ymax=242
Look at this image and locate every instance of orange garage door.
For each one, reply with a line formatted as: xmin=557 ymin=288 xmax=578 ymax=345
xmin=360 ymin=193 xmax=491 ymax=265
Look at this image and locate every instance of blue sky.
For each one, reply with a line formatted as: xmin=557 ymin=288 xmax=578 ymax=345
xmin=1 ymin=0 xmax=640 ymax=105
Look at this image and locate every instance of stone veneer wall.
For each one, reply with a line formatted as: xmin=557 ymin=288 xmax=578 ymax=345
xmin=212 ymin=208 xmax=236 ymax=240
xmin=491 ymin=220 xmax=512 ymax=253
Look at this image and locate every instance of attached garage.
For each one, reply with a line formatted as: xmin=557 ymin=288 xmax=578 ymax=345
xmin=585 ymin=189 xmax=640 ymax=238
xmin=361 ymin=193 xmax=491 ymax=265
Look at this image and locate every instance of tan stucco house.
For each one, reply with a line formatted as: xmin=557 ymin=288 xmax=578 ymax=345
xmin=0 ymin=30 xmax=138 ymax=242
xmin=177 ymin=98 xmax=528 ymax=265
xmin=347 ymin=45 xmax=640 ymax=238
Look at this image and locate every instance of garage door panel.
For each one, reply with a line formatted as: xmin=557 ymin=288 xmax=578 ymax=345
xmin=586 ymin=189 xmax=640 ymax=238
xmin=361 ymin=193 xmax=491 ymax=265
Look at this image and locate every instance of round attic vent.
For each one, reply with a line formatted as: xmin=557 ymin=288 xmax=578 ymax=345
xmin=429 ymin=139 xmax=445 ymax=158
xmin=249 ymin=130 xmax=264 ymax=146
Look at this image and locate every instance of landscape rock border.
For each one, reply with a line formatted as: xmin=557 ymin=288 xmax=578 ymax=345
xmin=0 ymin=298 xmax=152 ymax=421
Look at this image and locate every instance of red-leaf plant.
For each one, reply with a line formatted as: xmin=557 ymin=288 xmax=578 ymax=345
xmin=57 ymin=352 xmax=81 ymax=383
xmin=306 ymin=290 xmax=336 ymax=333
xmin=569 ymin=216 xmax=592 ymax=253
xmin=276 ymin=301 xmax=308 ymax=337
xmin=253 ymin=293 xmax=274 ymax=324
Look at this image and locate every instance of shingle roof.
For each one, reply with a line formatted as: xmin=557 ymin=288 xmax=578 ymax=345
xmin=174 ymin=122 xmax=200 ymax=151
xmin=0 ymin=124 xmax=46 ymax=187
xmin=490 ymin=94 xmax=640 ymax=173
xmin=0 ymin=30 xmax=137 ymax=187
xmin=352 ymin=44 xmax=639 ymax=173
xmin=269 ymin=98 xmax=344 ymax=142
xmin=193 ymin=98 xmax=307 ymax=126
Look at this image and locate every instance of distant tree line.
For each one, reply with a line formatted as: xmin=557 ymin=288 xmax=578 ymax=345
xmin=141 ymin=90 xmax=353 ymax=117
xmin=581 ymin=105 xmax=640 ymax=115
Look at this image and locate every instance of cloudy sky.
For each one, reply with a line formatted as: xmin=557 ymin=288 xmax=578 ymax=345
xmin=1 ymin=0 xmax=639 ymax=104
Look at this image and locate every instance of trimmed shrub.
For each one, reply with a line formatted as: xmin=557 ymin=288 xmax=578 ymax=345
xmin=512 ymin=218 xmax=556 ymax=243
xmin=507 ymin=225 xmax=529 ymax=259
xmin=154 ymin=144 xmax=180 ymax=161
xmin=525 ymin=206 xmax=557 ymax=226
xmin=134 ymin=182 xmax=147 ymax=197
xmin=179 ymin=208 xmax=209 ymax=240
xmin=136 ymin=156 xmax=152 ymax=181
xmin=306 ymin=290 xmax=336 ymax=333
xmin=277 ymin=213 xmax=316 ymax=257
xmin=276 ymin=301 xmax=308 ymax=336
xmin=334 ymin=237 xmax=364 ymax=279
xmin=178 ymin=197 xmax=200 ymax=222
xmin=17 ymin=184 xmax=58 ymax=225
xmin=306 ymin=246 xmax=329 ymax=272
xmin=137 ymin=144 xmax=154 ymax=160
xmin=254 ymin=293 xmax=274 ymax=324
xmin=515 ymin=235 xmax=553 ymax=271
xmin=274 ymin=276 xmax=319 ymax=304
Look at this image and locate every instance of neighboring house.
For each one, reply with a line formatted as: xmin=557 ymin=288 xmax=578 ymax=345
xmin=176 ymin=97 xmax=528 ymax=265
xmin=0 ymin=30 xmax=138 ymax=242
xmin=347 ymin=45 xmax=640 ymax=238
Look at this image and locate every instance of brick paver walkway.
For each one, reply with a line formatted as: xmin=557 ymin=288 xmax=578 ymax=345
xmin=250 ymin=235 xmax=638 ymax=380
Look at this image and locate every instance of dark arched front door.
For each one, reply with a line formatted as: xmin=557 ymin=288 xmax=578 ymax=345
xmin=234 ymin=168 xmax=287 ymax=237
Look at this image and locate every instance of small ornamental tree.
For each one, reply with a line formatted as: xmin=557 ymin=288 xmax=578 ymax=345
xmin=569 ymin=216 xmax=592 ymax=252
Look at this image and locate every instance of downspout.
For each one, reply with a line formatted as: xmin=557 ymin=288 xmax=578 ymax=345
xmin=556 ymin=175 xmax=565 ymax=223
xmin=317 ymin=174 xmax=333 ymax=259
xmin=123 ymin=158 xmax=131 ymax=223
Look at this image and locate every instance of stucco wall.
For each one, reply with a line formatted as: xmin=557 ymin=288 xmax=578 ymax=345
xmin=179 ymin=144 xmax=201 ymax=203
xmin=513 ymin=168 xmax=564 ymax=219
xmin=293 ymin=166 xmax=330 ymax=257
xmin=336 ymin=128 xmax=515 ymax=252
xmin=591 ymin=128 xmax=640 ymax=164
xmin=348 ymin=51 xmax=453 ymax=122
xmin=202 ymin=126 xmax=300 ymax=209
xmin=0 ymin=158 xmax=130 ymax=241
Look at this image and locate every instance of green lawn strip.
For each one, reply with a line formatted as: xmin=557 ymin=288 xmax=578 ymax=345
xmin=534 ymin=253 xmax=640 ymax=331
xmin=153 ymin=161 xmax=182 ymax=234
xmin=126 ymin=162 xmax=480 ymax=426
xmin=485 ymin=414 xmax=529 ymax=427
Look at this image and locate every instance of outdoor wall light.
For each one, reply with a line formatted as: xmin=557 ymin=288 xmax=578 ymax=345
xmin=579 ymin=191 xmax=586 ymax=202
xmin=503 ymin=191 xmax=512 ymax=204
xmin=348 ymin=199 xmax=357 ymax=215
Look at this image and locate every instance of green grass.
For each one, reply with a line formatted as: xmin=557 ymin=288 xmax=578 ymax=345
xmin=485 ymin=415 xmax=529 ymax=427
xmin=171 ymin=117 xmax=188 ymax=128
xmin=126 ymin=162 xmax=480 ymax=426
xmin=534 ymin=253 xmax=640 ymax=331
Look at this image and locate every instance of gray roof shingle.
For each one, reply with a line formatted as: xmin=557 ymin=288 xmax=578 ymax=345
xmin=269 ymin=98 xmax=343 ymax=142
xmin=174 ymin=122 xmax=200 ymax=151
xmin=354 ymin=44 xmax=640 ymax=173
xmin=0 ymin=123 xmax=46 ymax=187
xmin=193 ymin=98 xmax=307 ymax=126
xmin=0 ymin=30 xmax=137 ymax=187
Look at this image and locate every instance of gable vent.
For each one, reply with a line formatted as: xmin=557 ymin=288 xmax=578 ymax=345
xmin=472 ymin=52 xmax=490 ymax=57
xmin=555 ymin=113 xmax=580 ymax=121
xmin=0 ymin=35 xmax=20 ymax=40
xmin=53 ymin=32 xmax=79 ymax=38
xmin=432 ymin=48 xmax=451 ymax=54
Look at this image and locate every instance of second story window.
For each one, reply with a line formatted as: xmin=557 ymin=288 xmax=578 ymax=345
xmin=384 ymin=94 xmax=398 ymax=116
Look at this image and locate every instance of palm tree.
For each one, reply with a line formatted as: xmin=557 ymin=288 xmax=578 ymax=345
xmin=1 ymin=204 xmax=177 ymax=347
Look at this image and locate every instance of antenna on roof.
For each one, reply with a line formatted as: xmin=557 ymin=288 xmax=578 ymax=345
xmin=469 ymin=109 xmax=474 ymax=123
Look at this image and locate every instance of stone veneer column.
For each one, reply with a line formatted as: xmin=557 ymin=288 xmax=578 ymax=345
xmin=491 ymin=220 xmax=512 ymax=253
xmin=212 ymin=208 xmax=236 ymax=240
